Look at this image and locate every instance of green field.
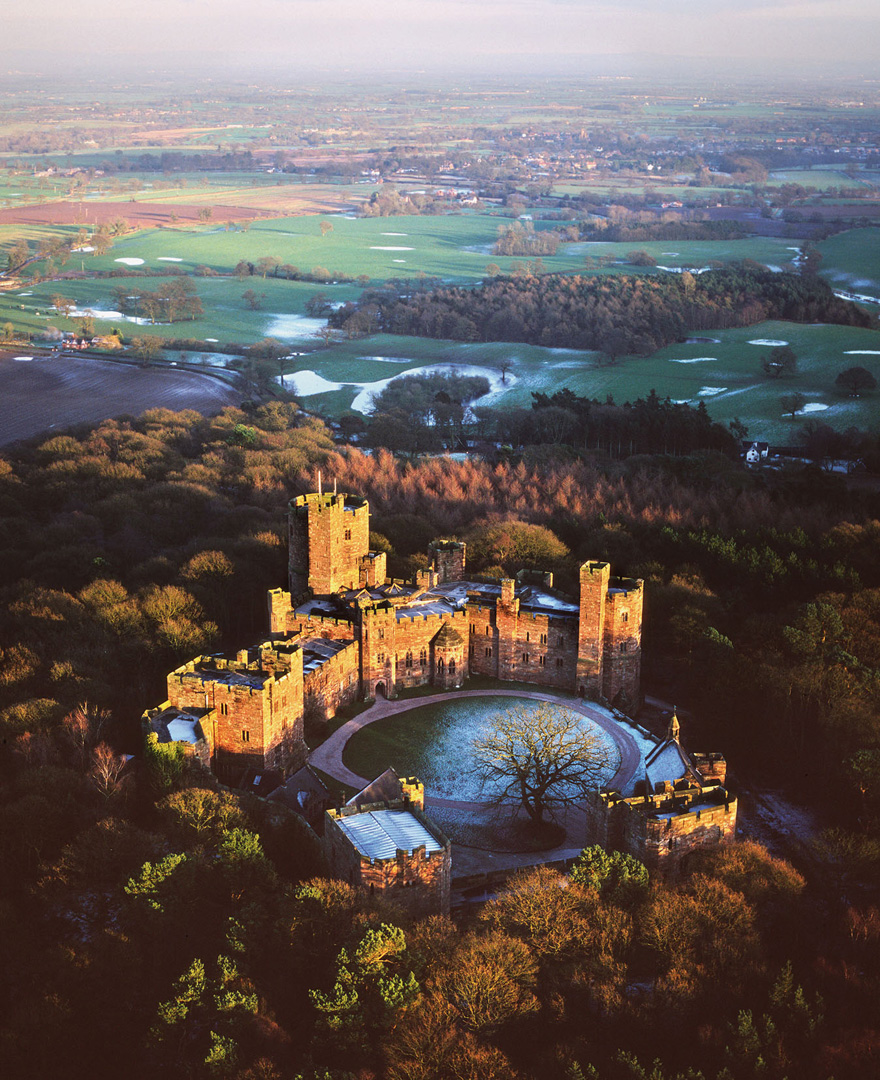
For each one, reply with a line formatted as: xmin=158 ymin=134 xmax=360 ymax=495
xmin=279 ymin=320 xmax=880 ymax=441
xmin=79 ymin=213 xmax=808 ymax=284
xmin=0 ymin=275 xmax=363 ymax=345
xmin=819 ymin=227 xmax=880 ymax=300
xmin=766 ymin=168 xmax=867 ymax=189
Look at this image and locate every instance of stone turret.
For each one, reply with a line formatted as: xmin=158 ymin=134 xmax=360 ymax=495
xmin=432 ymin=623 xmax=465 ymax=689
xmin=430 ymin=539 xmax=467 ymax=583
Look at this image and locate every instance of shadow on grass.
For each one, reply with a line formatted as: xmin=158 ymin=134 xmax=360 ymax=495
xmin=430 ymin=805 xmax=567 ymax=853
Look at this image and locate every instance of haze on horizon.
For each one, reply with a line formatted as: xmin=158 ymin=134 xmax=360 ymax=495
xmin=6 ymin=0 xmax=880 ymax=82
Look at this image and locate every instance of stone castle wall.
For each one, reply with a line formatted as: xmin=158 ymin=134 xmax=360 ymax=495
xmin=585 ymin=785 xmax=737 ymax=880
xmin=466 ymin=596 xmax=580 ymax=690
xmin=303 ymin=639 xmax=360 ymax=721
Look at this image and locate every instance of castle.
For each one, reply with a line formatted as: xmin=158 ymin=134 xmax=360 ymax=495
xmin=145 ymin=485 xmax=733 ymax=894
xmin=147 ymin=487 xmax=642 ymax=783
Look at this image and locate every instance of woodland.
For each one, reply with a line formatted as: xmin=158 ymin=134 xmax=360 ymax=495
xmin=2 ymin=402 xmax=880 ymax=1079
xmin=331 ymin=266 xmax=873 ymax=357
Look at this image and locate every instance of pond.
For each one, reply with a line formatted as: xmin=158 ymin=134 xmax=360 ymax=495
xmin=341 ymin=693 xmax=632 ymax=803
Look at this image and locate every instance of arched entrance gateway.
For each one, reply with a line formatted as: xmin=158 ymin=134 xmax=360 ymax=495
xmin=374 ymin=681 xmax=387 ymax=699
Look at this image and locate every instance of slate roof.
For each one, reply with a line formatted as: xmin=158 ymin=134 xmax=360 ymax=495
xmin=346 ymin=767 xmax=403 ymax=808
xmin=335 ymin=809 xmax=443 ymax=861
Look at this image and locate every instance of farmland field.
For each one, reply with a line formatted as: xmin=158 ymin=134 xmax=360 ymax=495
xmin=0 ymin=351 xmax=240 ymax=447
xmin=76 ymin=213 xmax=809 ymax=284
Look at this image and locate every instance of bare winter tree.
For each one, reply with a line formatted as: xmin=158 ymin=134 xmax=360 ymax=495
xmin=63 ymin=703 xmax=110 ymax=767
xmin=90 ymin=742 xmax=128 ymax=800
xmin=471 ymin=703 xmax=618 ymax=824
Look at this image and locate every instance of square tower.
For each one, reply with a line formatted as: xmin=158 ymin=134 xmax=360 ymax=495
xmin=289 ymin=492 xmax=370 ymax=597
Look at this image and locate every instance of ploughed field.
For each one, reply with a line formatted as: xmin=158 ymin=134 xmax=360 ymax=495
xmin=0 ymin=352 xmax=240 ymax=447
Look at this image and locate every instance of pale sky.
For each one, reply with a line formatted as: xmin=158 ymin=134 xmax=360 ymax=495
xmin=6 ymin=0 xmax=880 ymax=77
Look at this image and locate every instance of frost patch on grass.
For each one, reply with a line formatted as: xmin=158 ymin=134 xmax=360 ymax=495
xmin=157 ymin=257 xmax=183 ymax=262
xmin=343 ymin=695 xmax=630 ymax=802
xmin=657 ymin=265 xmax=711 ymax=274
xmin=661 ymin=252 xmax=680 ymax=256
xmin=834 ymin=290 xmax=880 ymax=307
xmin=668 ymin=357 xmax=717 ymax=364
xmin=798 ymin=403 xmax=829 ymax=414
xmin=72 ymin=245 xmax=94 ymax=253
xmin=114 ymin=257 xmax=145 ymax=266
xmin=381 ymin=232 xmax=408 ymax=236
xmin=349 ymin=363 xmax=515 ymax=414
xmin=361 ymin=356 xmax=411 ymax=364
xmin=69 ymin=306 xmax=155 ymax=326
xmin=748 ymin=339 xmax=789 ymax=346
xmin=393 ymin=259 xmax=406 ymax=263
xmin=845 ymin=350 xmax=880 ymax=355
xmin=282 ymin=371 xmax=343 ymax=396
xmin=279 ymin=362 xmax=517 ymax=414
xmin=264 ymin=314 xmax=328 ymax=339
xmin=698 ymin=386 xmax=727 ymax=396
xmin=13 ymin=356 xmax=34 ymax=361
xmin=370 ymin=245 xmax=414 ymax=251
xmin=205 ymin=338 xmax=219 ymax=342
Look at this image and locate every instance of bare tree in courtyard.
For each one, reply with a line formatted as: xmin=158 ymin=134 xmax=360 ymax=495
xmin=471 ymin=703 xmax=618 ymax=824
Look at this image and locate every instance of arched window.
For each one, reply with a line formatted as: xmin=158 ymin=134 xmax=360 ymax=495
xmin=437 ymin=657 xmax=445 ymax=670
xmin=405 ymin=651 xmax=413 ymax=668
xmin=419 ymin=649 xmax=427 ymax=666
xmin=449 ymin=658 xmax=456 ymax=673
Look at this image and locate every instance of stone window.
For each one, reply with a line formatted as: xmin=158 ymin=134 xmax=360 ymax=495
xmin=621 ymin=611 xmax=628 ymax=623
xmin=470 ymin=623 xmax=475 ymax=634
xmin=405 ymin=651 xmax=413 ymax=668
xmin=557 ymin=635 xmax=564 ymax=647
xmin=485 ymin=626 xmax=490 ymax=635
xmin=619 ymin=642 xmax=628 ymax=653
xmin=540 ymin=633 xmax=547 ymax=644
xmin=469 ymin=644 xmax=475 ymax=657
xmin=539 ymin=655 xmax=545 ymax=666
xmin=526 ymin=631 xmax=530 ymax=642
xmin=377 ymin=652 xmax=385 ymax=663
xmin=419 ymin=649 xmax=427 ymax=666
xmin=344 ymin=528 xmax=351 ymax=541
xmin=220 ymin=703 xmax=228 ymax=715
xmin=242 ymin=730 xmax=250 ymax=742
xmin=485 ymin=647 xmax=492 ymax=658
xmin=378 ymin=628 xmax=385 ymax=639
xmin=437 ymin=657 xmax=445 ymax=671
xmin=556 ymin=658 xmax=564 ymax=668
xmin=521 ymin=653 xmax=529 ymax=663
xmin=449 ymin=658 xmax=456 ymax=673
